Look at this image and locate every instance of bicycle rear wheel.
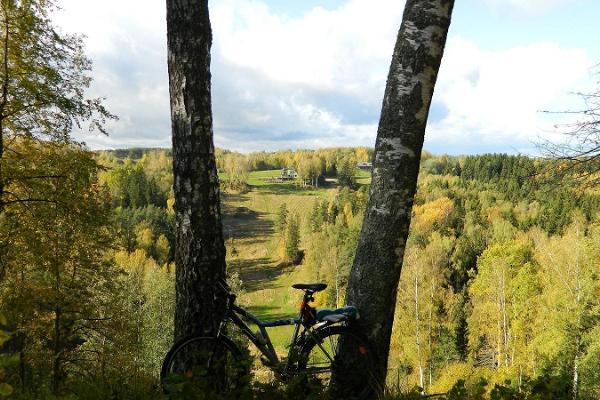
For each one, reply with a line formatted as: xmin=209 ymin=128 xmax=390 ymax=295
xmin=298 ymin=326 xmax=377 ymax=400
xmin=160 ymin=335 xmax=247 ymax=396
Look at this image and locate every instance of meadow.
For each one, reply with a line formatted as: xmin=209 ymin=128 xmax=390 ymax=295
xmin=222 ymin=168 xmax=368 ymax=354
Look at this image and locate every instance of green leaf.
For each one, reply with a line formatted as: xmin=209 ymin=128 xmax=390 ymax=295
xmin=0 ymin=383 xmax=13 ymax=397
xmin=0 ymin=332 xmax=10 ymax=347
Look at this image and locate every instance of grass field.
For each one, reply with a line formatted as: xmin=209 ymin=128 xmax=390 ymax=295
xmin=222 ymin=168 xmax=372 ymax=188
xmin=222 ymin=187 xmax=324 ymax=355
xmin=246 ymin=169 xmax=281 ymax=186
xmin=355 ymin=168 xmax=372 ymax=185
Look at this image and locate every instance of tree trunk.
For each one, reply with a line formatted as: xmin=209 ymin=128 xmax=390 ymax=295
xmin=572 ymin=225 xmax=582 ymax=400
xmin=343 ymin=0 xmax=454 ymax=390
xmin=428 ymin=273 xmax=434 ymax=389
xmin=18 ymin=332 xmax=25 ymax=390
xmin=52 ymin=261 xmax=62 ymax=394
xmin=52 ymin=305 xmax=62 ymax=394
xmin=334 ymin=250 xmax=340 ymax=308
xmin=501 ymin=271 xmax=510 ymax=367
xmin=0 ymin=3 xmax=10 ymax=213
xmin=166 ymin=0 xmax=227 ymax=340
xmin=573 ymin=338 xmax=579 ymax=400
xmin=415 ymin=273 xmax=424 ymax=393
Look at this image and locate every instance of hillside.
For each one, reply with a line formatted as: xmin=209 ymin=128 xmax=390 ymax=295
xmin=94 ymin=148 xmax=600 ymax=397
xmin=7 ymin=146 xmax=600 ymax=398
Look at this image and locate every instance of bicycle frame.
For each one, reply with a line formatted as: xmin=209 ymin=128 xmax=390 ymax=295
xmin=216 ymin=291 xmax=329 ymax=375
xmin=162 ymin=283 xmax=374 ymax=399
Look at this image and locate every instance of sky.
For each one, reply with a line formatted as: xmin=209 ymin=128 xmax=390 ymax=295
xmin=52 ymin=0 xmax=600 ymax=155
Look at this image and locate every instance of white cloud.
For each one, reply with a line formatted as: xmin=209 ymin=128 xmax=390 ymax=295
xmin=52 ymin=0 xmax=170 ymax=149
xmin=53 ymin=0 xmax=166 ymax=55
xmin=426 ymin=36 xmax=593 ymax=154
xmin=482 ymin=0 xmax=577 ymax=14
xmin=51 ymin=0 xmax=596 ymax=154
xmin=212 ymin=0 xmax=403 ymax=90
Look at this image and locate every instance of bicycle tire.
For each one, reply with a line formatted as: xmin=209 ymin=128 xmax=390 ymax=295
xmin=160 ymin=334 xmax=247 ymax=396
xmin=298 ymin=325 xmax=377 ymax=400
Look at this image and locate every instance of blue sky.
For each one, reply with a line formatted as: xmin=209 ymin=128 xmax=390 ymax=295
xmin=53 ymin=0 xmax=600 ymax=155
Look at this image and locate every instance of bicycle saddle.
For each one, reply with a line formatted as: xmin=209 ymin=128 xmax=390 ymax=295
xmin=292 ymin=283 xmax=327 ymax=292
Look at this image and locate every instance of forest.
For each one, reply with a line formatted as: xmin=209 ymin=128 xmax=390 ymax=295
xmin=3 ymin=0 xmax=600 ymax=398
xmin=3 ymin=146 xmax=600 ymax=399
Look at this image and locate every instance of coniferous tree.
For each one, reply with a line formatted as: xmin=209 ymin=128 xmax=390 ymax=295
xmin=337 ymin=156 xmax=357 ymax=188
xmin=275 ymin=203 xmax=289 ymax=234
xmin=309 ymin=200 xmax=324 ymax=232
xmin=284 ymin=214 xmax=300 ymax=263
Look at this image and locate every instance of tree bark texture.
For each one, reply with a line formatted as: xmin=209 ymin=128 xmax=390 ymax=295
xmin=344 ymin=0 xmax=454 ymax=387
xmin=166 ymin=0 xmax=227 ymax=340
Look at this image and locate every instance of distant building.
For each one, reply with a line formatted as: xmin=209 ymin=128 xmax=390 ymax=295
xmin=280 ymin=167 xmax=298 ymax=180
xmin=357 ymin=162 xmax=373 ymax=171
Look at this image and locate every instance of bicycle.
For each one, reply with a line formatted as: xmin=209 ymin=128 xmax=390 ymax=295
xmin=160 ymin=280 xmax=377 ymax=399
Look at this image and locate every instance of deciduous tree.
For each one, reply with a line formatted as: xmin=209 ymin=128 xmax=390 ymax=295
xmin=223 ymin=152 xmax=249 ymax=190
xmin=166 ymin=0 xmax=227 ymax=340
xmin=0 ymin=0 xmax=114 ymax=210
xmin=343 ymin=0 xmax=455 ymax=391
xmin=0 ymin=139 xmax=116 ymax=393
xmin=539 ymin=83 xmax=600 ymax=189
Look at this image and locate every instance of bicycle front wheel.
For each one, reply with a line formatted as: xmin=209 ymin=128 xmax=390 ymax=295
xmin=160 ymin=335 xmax=247 ymax=396
xmin=298 ymin=326 xmax=377 ymax=400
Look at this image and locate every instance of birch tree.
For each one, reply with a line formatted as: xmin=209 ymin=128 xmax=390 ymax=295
xmin=534 ymin=216 xmax=600 ymax=400
xmin=343 ymin=0 xmax=455 ymax=389
xmin=393 ymin=234 xmax=455 ymax=393
xmin=540 ymin=83 xmax=600 ymax=189
xmin=166 ymin=0 xmax=227 ymax=340
xmin=468 ymin=241 xmax=538 ymax=372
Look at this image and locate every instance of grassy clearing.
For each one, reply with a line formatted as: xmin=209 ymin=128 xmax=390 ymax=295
xmin=355 ymin=168 xmax=372 ymax=185
xmin=222 ymin=184 xmax=331 ymax=354
xmin=222 ymin=169 xmax=367 ymax=355
xmin=223 ymin=168 xmax=370 ymax=189
xmin=247 ymin=169 xmax=281 ymax=186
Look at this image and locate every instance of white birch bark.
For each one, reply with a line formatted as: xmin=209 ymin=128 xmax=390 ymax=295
xmin=166 ymin=0 xmax=227 ymax=340
xmin=415 ymin=272 xmax=424 ymax=393
xmin=342 ymin=0 xmax=455 ymax=391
